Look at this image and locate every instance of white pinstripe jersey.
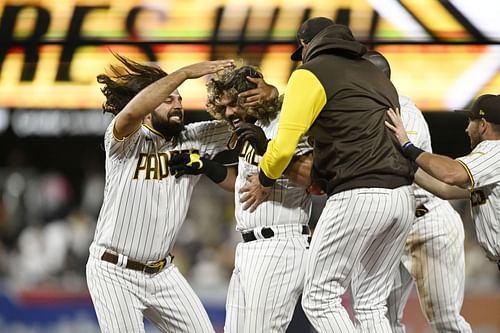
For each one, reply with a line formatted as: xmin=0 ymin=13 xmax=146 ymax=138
xmin=400 ymin=95 xmax=445 ymax=211
xmin=457 ymin=140 xmax=500 ymax=257
xmin=234 ymin=114 xmax=312 ymax=231
xmin=92 ymin=118 xmax=232 ymax=263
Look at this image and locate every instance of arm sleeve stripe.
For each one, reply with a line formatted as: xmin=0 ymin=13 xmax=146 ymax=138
xmin=456 ymin=159 xmax=475 ymax=189
xmin=112 ymin=122 xmax=142 ymax=142
xmin=142 ymin=123 xmax=165 ymax=138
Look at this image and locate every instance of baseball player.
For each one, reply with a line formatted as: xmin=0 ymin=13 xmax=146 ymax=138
xmin=364 ymin=50 xmax=472 ymax=333
xmin=85 ymin=54 xmax=269 ymax=333
xmin=386 ymin=94 xmax=500 ymax=270
xmin=243 ymin=18 xmax=415 ymax=333
xmin=170 ymin=64 xmax=313 ymax=333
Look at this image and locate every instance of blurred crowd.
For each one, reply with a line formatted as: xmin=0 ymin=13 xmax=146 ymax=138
xmin=0 ymin=150 xmax=499 ymax=297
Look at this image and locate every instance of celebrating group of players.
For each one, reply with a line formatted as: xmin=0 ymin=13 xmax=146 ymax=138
xmin=85 ymin=17 xmax=500 ymax=333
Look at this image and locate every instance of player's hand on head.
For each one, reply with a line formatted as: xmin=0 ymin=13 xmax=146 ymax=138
xmin=182 ymin=60 xmax=235 ymax=79
xmin=239 ymin=77 xmax=278 ymax=107
xmin=234 ymin=123 xmax=269 ymax=156
xmin=169 ymin=152 xmax=204 ymax=178
xmin=239 ymin=174 xmax=272 ymax=212
xmin=385 ymin=108 xmax=410 ymax=145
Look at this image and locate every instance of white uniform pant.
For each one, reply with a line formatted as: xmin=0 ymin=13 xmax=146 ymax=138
xmin=387 ymin=201 xmax=472 ymax=333
xmin=86 ymin=245 xmax=214 ymax=333
xmin=225 ymin=227 xmax=309 ymax=333
xmin=302 ymin=186 xmax=414 ymax=333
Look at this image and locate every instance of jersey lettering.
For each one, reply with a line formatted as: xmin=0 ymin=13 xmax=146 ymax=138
xmin=240 ymin=141 xmax=259 ymax=166
xmin=133 ymin=149 xmax=199 ymax=180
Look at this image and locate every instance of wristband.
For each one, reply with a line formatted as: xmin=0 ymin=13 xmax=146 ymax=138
xmin=258 ymin=170 xmax=276 ymax=187
xmin=401 ymin=142 xmax=424 ymax=161
xmin=402 ymin=141 xmax=413 ymax=151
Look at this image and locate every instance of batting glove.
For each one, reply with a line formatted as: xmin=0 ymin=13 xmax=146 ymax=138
xmin=234 ymin=123 xmax=269 ymax=156
xmin=169 ymin=152 xmax=227 ymax=183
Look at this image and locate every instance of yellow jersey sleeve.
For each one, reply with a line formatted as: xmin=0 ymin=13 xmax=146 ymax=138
xmin=259 ymin=69 xmax=326 ymax=180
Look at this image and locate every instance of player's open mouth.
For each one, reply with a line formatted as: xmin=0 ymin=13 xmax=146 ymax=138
xmin=169 ymin=111 xmax=183 ymax=122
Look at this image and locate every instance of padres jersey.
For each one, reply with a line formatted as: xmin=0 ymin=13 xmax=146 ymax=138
xmin=400 ymin=95 xmax=445 ymax=211
xmin=92 ymin=118 xmax=231 ymax=263
xmin=234 ymin=114 xmax=312 ymax=231
xmin=457 ymin=140 xmax=500 ymax=257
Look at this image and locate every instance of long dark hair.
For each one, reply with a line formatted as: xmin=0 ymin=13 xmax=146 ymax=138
xmin=97 ymin=53 xmax=167 ymax=115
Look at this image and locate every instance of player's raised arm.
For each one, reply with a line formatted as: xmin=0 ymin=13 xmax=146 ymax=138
xmin=385 ymin=108 xmax=472 ymax=188
xmin=107 ymin=57 xmax=233 ymax=139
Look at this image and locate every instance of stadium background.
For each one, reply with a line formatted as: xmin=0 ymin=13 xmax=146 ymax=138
xmin=0 ymin=0 xmax=498 ymax=332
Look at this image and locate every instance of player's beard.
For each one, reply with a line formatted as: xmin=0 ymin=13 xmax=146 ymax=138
xmin=151 ymin=110 xmax=185 ymax=139
xmin=469 ymin=134 xmax=480 ymax=149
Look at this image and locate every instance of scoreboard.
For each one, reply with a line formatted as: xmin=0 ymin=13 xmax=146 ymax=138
xmin=0 ymin=0 xmax=499 ymax=111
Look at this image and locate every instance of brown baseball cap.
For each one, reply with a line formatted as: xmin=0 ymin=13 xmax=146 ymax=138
xmin=291 ymin=17 xmax=335 ymax=61
xmin=455 ymin=94 xmax=500 ymax=124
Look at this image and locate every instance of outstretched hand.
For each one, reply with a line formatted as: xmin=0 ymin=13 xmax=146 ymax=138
xmin=181 ymin=60 xmax=235 ymax=79
xmin=239 ymin=174 xmax=272 ymax=212
xmin=234 ymin=123 xmax=269 ymax=156
xmin=239 ymin=76 xmax=279 ymax=108
xmin=385 ymin=108 xmax=410 ymax=145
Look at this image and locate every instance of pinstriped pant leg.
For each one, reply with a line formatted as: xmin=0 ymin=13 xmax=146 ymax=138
xmin=405 ymin=204 xmax=472 ymax=333
xmin=386 ymin=262 xmax=414 ymax=333
xmin=145 ymin=265 xmax=215 ymax=333
xmin=302 ymin=190 xmax=364 ymax=333
xmin=243 ymin=238 xmax=307 ymax=333
xmin=302 ymin=187 xmax=414 ymax=333
xmin=86 ymin=256 xmax=146 ymax=333
xmin=225 ymin=243 xmax=245 ymax=333
xmin=227 ymin=238 xmax=307 ymax=333
xmin=351 ymin=186 xmax=414 ymax=333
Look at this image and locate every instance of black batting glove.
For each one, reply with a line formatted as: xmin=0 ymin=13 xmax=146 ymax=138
xmin=168 ymin=152 xmax=227 ymax=183
xmin=169 ymin=152 xmax=204 ymax=177
xmin=234 ymin=123 xmax=269 ymax=156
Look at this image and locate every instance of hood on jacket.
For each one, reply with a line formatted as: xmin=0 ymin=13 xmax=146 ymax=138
xmin=302 ymin=24 xmax=367 ymax=63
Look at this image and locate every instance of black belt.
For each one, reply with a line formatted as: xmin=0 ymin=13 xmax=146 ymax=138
xmin=242 ymin=225 xmax=310 ymax=243
xmin=415 ymin=204 xmax=429 ymax=218
xmin=101 ymin=251 xmax=173 ymax=274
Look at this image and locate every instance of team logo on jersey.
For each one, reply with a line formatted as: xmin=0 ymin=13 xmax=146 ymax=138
xmin=133 ymin=149 xmax=200 ymax=180
xmin=239 ymin=141 xmax=259 ymax=166
xmin=470 ymin=189 xmax=486 ymax=207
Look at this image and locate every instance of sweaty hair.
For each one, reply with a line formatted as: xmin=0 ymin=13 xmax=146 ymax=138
xmin=206 ymin=64 xmax=281 ymax=126
xmin=97 ymin=53 xmax=167 ymax=115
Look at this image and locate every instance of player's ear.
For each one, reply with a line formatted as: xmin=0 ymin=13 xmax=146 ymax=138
xmin=480 ymin=118 xmax=488 ymax=131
